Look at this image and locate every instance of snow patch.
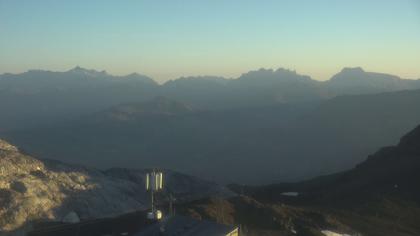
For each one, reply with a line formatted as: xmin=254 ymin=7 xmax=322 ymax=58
xmin=321 ymin=230 xmax=353 ymax=236
xmin=281 ymin=192 xmax=299 ymax=197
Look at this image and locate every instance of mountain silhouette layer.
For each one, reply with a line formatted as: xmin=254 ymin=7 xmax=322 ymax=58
xmin=1 ymin=67 xmax=420 ymax=183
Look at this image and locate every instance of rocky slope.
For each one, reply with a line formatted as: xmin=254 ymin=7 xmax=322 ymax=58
xmin=0 ymin=139 xmax=232 ymax=235
xmin=244 ymin=123 xmax=420 ymax=203
xmin=222 ymin=124 xmax=420 ymax=235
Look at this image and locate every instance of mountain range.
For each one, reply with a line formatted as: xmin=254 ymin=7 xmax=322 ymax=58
xmin=1 ymin=65 xmax=420 ymax=234
xmin=1 ymin=66 xmax=419 ymax=131
xmin=1 ymin=66 xmax=420 ymax=184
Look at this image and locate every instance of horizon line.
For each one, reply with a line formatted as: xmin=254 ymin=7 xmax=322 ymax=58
xmin=1 ymin=66 xmax=419 ymax=84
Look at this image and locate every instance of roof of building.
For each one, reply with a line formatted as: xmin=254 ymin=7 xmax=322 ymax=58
xmin=133 ymin=215 xmax=237 ymax=236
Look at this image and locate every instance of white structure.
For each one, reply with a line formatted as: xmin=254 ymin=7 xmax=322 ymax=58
xmin=62 ymin=211 xmax=80 ymax=223
xmin=147 ymin=210 xmax=163 ymax=220
xmin=145 ymin=171 xmax=163 ymax=191
xmin=145 ymin=170 xmax=164 ymax=220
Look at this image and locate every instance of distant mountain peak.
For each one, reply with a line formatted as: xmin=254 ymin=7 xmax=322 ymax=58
xmin=340 ymin=67 xmax=365 ymax=74
xmin=72 ymin=65 xmax=83 ymax=70
xmin=119 ymin=72 xmax=157 ymax=84
xmin=275 ymin=67 xmax=297 ymax=74
xmin=68 ymin=65 xmax=87 ymax=72
xmin=67 ymin=66 xmax=108 ymax=76
xmin=328 ymin=67 xmax=409 ymax=93
xmin=238 ymin=67 xmax=313 ymax=83
xmin=126 ymin=72 xmax=141 ymax=77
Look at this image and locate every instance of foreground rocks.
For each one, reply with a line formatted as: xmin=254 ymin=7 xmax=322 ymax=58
xmin=0 ymin=139 xmax=233 ymax=235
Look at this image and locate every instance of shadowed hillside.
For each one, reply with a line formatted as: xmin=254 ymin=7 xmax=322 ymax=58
xmin=189 ymin=125 xmax=420 ymax=235
xmin=4 ymin=88 xmax=420 ymax=184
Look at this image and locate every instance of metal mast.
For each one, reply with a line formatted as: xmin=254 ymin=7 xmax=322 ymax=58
xmin=145 ymin=169 xmax=164 ymax=220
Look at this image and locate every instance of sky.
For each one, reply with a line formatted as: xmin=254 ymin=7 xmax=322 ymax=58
xmin=0 ymin=0 xmax=419 ymax=82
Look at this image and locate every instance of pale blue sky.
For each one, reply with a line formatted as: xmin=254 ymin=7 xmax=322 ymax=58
xmin=1 ymin=0 xmax=419 ymax=82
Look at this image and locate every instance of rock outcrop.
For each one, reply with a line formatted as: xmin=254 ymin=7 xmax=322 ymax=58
xmin=0 ymin=139 xmax=233 ymax=235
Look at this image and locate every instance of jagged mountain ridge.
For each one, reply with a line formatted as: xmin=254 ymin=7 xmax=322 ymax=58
xmin=2 ymin=67 xmax=418 ymax=96
xmin=0 ymin=67 xmax=159 ymax=131
xmin=1 ymin=66 xmax=419 ymax=131
xmin=0 ymin=67 xmax=157 ymax=94
xmin=0 ymin=139 xmax=233 ymax=234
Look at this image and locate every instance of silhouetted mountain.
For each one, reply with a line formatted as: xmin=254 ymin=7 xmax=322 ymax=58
xmin=325 ymin=67 xmax=420 ymax=95
xmin=67 ymin=66 xmax=109 ymax=77
xmin=0 ymin=67 xmax=157 ymax=93
xmin=1 ymin=66 xmax=419 ymax=131
xmin=0 ymin=67 xmax=159 ymax=131
xmin=118 ymin=72 xmax=159 ymax=84
xmin=161 ymin=76 xmax=232 ymax=109
xmin=160 ymin=69 xmax=324 ymax=109
xmin=227 ymin=68 xmax=325 ymax=105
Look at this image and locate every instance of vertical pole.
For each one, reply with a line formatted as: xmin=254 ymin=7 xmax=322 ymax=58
xmin=169 ymin=193 xmax=173 ymax=216
xmin=151 ymin=170 xmax=155 ymax=213
xmin=151 ymin=188 xmax=154 ymax=213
